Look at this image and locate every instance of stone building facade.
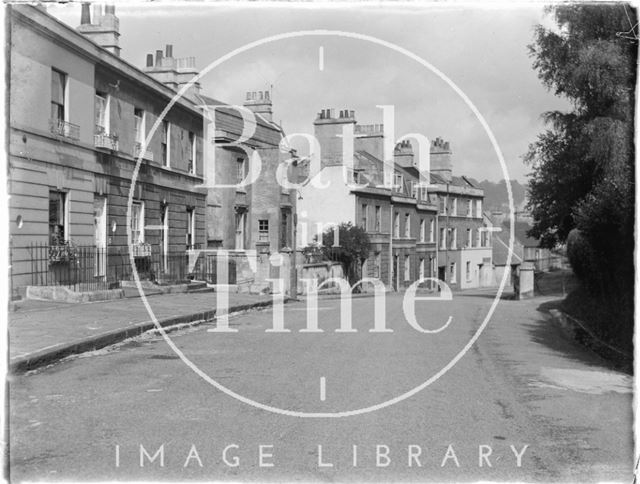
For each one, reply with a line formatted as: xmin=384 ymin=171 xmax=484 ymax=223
xmin=8 ymin=4 xmax=206 ymax=296
xmin=298 ymin=109 xmax=440 ymax=291
xmin=8 ymin=4 xmax=297 ymax=296
xmin=427 ymin=138 xmax=493 ymax=289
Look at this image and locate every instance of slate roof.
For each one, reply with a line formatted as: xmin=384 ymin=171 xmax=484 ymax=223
xmin=491 ymin=220 xmax=542 ymax=265
xmin=199 ymin=94 xmax=282 ymax=133
xmin=492 ymin=229 xmax=524 ymax=266
xmin=430 ymin=173 xmax=478 ymax=188
xmin=353 ymin=151 xmax=437 ymax=204
xmin=511 ymin=221 xmax=541 ymax=247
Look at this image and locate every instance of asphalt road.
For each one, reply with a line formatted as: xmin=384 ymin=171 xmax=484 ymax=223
xmin=9 ymin=290 xmax=634 ymax=482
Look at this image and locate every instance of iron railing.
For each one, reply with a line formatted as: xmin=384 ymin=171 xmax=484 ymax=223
xmin=533 ymin=255 xmax=569 ymax=272
xmin=133 ymin=142 xmax=154 ymax=161
xmin=94 ymin=132 xmax=119 ymax=151
xmin=23 ymin=243 xmax=191 ymax=293
xmin=190 ymin=251 xmax=237 ymax=285
xmin=14 ymin=243 xmax=245 ymax=295
xmin=49 ymin=119 xmax=80 ymax=140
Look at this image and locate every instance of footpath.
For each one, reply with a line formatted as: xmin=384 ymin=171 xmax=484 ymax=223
xmin=8 ymin=290 xmax=276 ymax=374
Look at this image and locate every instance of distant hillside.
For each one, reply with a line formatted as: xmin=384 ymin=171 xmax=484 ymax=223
xmin=469 ymin=179 xmax=528 ymax=213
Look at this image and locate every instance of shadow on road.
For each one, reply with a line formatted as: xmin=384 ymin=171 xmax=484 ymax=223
xmin=523 ymin=300 xmax=620 ymax=371
xmin=456 ymin=290 xmax=515 ymax=300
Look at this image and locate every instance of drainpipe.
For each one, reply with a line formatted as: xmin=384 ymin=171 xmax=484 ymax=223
xmin=389 ymin=201 xmax=394 ymax=290
xmin=434 ymin=212 xmax=439 ymax=289
xmin=445 ymin=182 xmax=450 ymax=285
xmin=291 ymin=209 xmax=298 ymax=299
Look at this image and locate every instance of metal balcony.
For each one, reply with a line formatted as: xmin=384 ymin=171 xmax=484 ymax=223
xmin=131 ymin=243 xmax=152 ymax=258
xmin=49 ymin=119 xmax=80 ymax=140
xmin=133 ymin=142 xmax=154 ymax=162
xmin=94 ymin=132 xmax=119 ymax=151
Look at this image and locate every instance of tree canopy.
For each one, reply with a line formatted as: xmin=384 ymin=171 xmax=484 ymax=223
xmin=321 ymin=222 xmax=370 ymax=284
xmin=526 ymin=4 xmax=636 ymax=346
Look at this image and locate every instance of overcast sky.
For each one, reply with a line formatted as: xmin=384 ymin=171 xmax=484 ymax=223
xmin=49 ymin=2 xmax=570 ymax=183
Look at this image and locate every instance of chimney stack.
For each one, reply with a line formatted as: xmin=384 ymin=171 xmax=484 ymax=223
xmin=92 ymin=4 xmax=102 ymax=23
xmin=77 ymin=3 xmax=121 ymax=56
xmin=143 ymin=45 xmax=202 ymax=102
xmin=430 ymin=137 xmax=453 ymax=182
xmin=80 ymin=3 xmax=91 ymax=25
xmin=243 ymin=90 xmax=274 ymax=122
xmin=394 ymin=139 xmax=415 ymax=169
xmin=313 ymin=106 xmax=357 ymax=168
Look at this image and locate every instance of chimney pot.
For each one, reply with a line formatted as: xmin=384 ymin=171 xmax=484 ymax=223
xmin=80 ymin=3 xmax=91 ymax=24
xmin=146 ymin=54 xmax=154 ymax=67
xmin=155 ymin=50 xmax=163 ymax=66
xmin=105 ymin=4 xmax=115 ymax=15
xmin=246 ymin=92 xmax=252 ymax=100
xmin=92 ymin=4 xmax=102 ymax=23
xmin=165 ymin=44 xmax=173 ymax=58
xmin=350 ymin=110 xmax=355 ymax=118
xmin=265 ymin=91 xmax=270 ymax=101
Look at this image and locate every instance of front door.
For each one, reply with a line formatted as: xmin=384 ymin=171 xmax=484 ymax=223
xmin=93 ymin=196 xmax=107 ymax=277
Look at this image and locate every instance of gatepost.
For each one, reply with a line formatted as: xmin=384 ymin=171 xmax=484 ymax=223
xmin=518 ymin=260 xmax=535 ymax=299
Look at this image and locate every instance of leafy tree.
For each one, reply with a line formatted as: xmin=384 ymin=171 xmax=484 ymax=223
xmin=526 ymin=4 xmax=636 ymax=347
xmin=321 ymin=222 xmax=371 ymax=285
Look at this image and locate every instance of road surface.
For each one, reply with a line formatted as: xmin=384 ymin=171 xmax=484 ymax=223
xmin=9 ymin=290 xmax=634 ymax=482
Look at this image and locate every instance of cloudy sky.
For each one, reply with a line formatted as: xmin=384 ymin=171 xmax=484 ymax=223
xmin=49 ymin=2 xmax=570 ymax=183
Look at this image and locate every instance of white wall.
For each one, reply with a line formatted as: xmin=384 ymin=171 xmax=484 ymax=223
xmin=459 ymin=247 xmax=493 ymax=289
xmin=297 ymin=166 xmax=355 ymax=246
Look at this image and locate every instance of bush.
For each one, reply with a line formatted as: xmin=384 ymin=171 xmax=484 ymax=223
xmin=566 ymin=229 xmax=598 ymax=290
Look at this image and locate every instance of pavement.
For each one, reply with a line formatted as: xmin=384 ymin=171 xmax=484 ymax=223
xmin=8 ymin=290 xmax=275 ymax=373
xmin=8 ymin=290 xmax=633 ymax=482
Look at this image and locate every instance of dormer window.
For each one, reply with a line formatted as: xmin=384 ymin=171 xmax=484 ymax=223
xmin=394 ymin=174 xmax=404 ymax=192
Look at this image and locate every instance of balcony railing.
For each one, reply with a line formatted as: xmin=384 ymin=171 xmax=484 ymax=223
xmin=133 ymin=142 xmax=154 ymax=162
xmin=131 ymin=242 xmax=152 ymax=258
xmin=94 ymin=132 xmax=119 ymax=151
xmin=49 ymin=119 xmax=80 ymax=140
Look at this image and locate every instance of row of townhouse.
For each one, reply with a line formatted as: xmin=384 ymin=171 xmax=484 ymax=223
xmin=298 ymin=109 xmax=493 ymax=291
xmin=8 ymin=4 xmax=297 ymax=297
